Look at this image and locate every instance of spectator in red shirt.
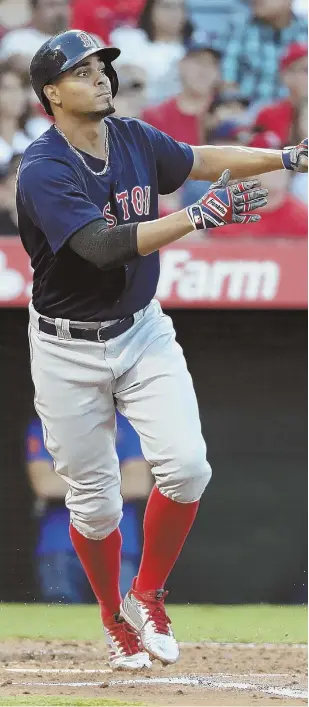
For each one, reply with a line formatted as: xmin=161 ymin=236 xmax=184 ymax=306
xmin=71 ymin=0 xmax=146 ymax=45
xmin=251 ymin=42 xmax=308 ymax=149
xmin=142 ymin=36 xmax=222 ymax=144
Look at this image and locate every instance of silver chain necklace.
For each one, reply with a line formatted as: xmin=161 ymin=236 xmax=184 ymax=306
xmin=54 ymin=123 xmax=110 ymax=176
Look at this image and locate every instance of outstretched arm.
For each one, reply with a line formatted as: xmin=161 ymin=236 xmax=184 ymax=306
xmin=189 ymin=140 xmax=308 ymax=181
xmin=69 ymin=140 xmax=307 ymax=266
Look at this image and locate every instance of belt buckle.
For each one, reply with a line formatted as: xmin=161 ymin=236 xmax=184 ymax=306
xmin=97 ymin=326 xmax=106 ymax=342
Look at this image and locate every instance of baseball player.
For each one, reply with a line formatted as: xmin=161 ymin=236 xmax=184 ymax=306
xmin=17 ymin=30 xmax=307 ymax=670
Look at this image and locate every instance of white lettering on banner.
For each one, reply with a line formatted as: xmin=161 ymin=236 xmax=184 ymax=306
xmin=0 ymin=251 xmax=25 ymax=300
xmin=158 ymin=250 xmax=189 ymax=299
xmin=178 ymin=260 xmax=210 ymax=300
xmin=157 ymin=250 xmax=280 ymax=302
xmin=209 ymin=260 xmax=280 ymax=300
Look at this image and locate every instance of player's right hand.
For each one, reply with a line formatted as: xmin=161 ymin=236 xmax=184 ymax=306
xmin=186 ymin=169 xmax=268 ymax=231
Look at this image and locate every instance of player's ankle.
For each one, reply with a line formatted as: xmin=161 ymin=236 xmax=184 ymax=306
xmin=100 ymin=605 xmax=121 ymax=623
xmin=134 ymin=579 xmax=162 ymax=593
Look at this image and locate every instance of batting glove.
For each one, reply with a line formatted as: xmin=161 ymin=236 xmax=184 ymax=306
xmin=186 ymin=169 xmax=268 ymax=230
xmin=282 ymin=138 xmax=308 ymax=172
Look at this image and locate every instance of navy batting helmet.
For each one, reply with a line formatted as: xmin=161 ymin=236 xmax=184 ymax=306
xmin=30 ymin=29 xmax=120 ymax=116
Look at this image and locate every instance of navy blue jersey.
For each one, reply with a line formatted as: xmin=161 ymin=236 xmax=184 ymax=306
xmin=17 ymin=117 xmax=193 ymax=321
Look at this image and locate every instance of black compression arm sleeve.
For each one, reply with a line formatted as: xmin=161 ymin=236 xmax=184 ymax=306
xmin=68 ymin=218 xmax=139 ymax=270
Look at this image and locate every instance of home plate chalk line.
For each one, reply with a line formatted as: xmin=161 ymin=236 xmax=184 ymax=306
xmin=5 ymin=668 xmax=291 ymax=677
xmin=8 ymin=673 xmax=308 ymax=701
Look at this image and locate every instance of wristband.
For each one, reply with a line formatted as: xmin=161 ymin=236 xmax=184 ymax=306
xmin=186 ymin=204 xmax=205 ymax=230
xmin=281 ymin=149 xmax=292 ymax=171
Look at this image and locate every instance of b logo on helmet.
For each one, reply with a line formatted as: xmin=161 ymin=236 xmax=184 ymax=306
xmin=79 ymin=32 xmax=95 ymax=49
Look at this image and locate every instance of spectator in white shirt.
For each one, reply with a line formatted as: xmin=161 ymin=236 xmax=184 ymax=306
xmin=112 ymin=0 xmax=193 ymax=105
xmin=0 ymin=0 xmax=70 ymax=69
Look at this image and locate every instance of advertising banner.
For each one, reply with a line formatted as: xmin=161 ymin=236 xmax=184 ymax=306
xmin=0 ymin=237 xmax=307 ymax=308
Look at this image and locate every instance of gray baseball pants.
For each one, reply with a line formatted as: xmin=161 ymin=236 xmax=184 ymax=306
xmin=28 ymin=299 xmax=212 ymax=539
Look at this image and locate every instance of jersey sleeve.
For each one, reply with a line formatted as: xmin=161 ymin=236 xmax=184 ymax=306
xmin=137 ymin=120 xmax=194 ymax=195
xmin=18 ymin=158 xmax=105 ymax=254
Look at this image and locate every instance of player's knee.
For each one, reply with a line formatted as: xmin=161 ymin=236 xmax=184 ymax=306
xmin=175 ymin=450 xmax=212 ymax=502
xmin=156 ymin=442 xmax=212 ymax=503
xmin=68 ymin=490 xmax=123 ymax=540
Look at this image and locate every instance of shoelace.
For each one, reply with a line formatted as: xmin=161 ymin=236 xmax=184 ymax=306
xmin=144 ymin=593 xmax=171 ymax=636
xmin=109 ymin=617 xmax=141 ymax=655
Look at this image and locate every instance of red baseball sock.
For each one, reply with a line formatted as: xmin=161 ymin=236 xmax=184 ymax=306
xmin=136 ymin=485 xmax=199 ymax=591
xmin=70 ymin=524 xmax=122 ymax=622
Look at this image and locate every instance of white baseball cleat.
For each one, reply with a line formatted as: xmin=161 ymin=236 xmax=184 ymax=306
xmin=120 ymin=579 xmax=179 ymax=665
xmin=103 ymin=614 xmax=152 ymax=670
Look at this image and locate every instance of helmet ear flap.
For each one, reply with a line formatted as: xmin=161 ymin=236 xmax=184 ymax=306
xmin=105 ymin=63 xmax=119 ymax=98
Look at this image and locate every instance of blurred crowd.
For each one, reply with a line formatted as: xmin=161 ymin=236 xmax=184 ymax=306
xmin=0 ymin=0 xmax=308 ymax=238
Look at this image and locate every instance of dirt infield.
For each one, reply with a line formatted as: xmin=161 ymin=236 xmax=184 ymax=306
xmin=0 ymin=640 xmax=307 ymax=706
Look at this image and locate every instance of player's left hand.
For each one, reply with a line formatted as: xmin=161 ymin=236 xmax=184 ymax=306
xmin=282 ymin=138 xmax=308 ymax=172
